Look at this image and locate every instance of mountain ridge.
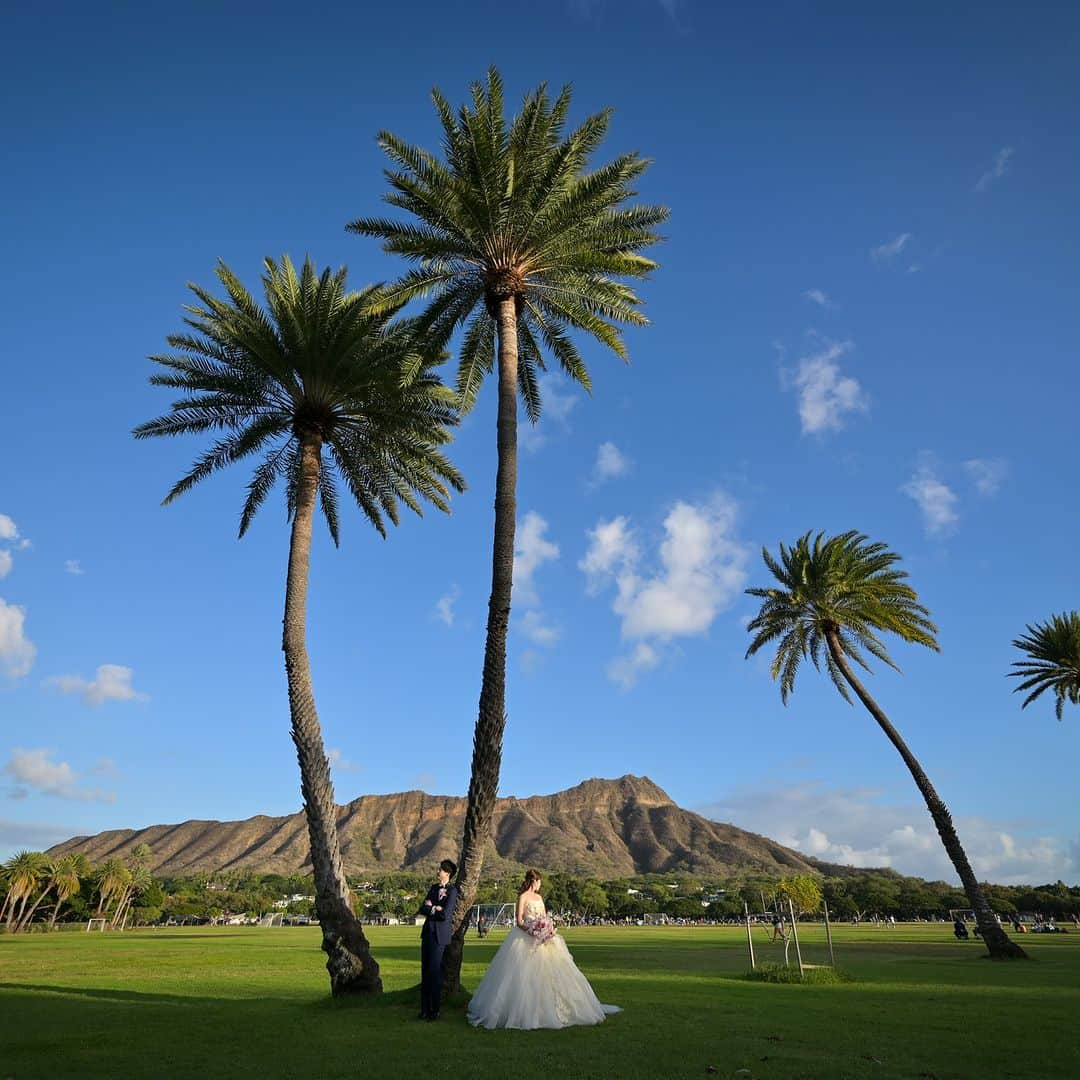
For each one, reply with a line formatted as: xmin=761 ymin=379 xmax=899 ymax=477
xmin=47 ymin=775 xmax=823 ymax=879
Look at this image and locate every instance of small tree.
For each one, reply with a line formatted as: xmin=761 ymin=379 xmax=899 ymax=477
xmin=778 ymin=876 xmax=822 ymax=917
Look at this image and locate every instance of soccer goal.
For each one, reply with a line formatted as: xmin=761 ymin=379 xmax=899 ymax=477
xmin=86 ymin=917 xmax=107 ymax=932
xmin=471 ymin=903 xmax=514 ymax=935
xmin=259 ymin=913 xmax=284 ymax=928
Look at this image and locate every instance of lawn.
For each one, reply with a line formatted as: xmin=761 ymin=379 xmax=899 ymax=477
xmin=1 ymin=924 xmax=1076 ymax=1079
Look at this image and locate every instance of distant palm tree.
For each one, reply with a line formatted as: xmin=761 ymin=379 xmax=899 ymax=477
xmin=3 ymin=851 xmax=48 ymax=931
xmin=48 ymin=853 xmax=91 ymax=929
xmin=349 ymin=68 xmax=667 ymax=992
xmin=135 ymin=256 xmax=464 ymax=995
xmin=1010 ymin=611 xmax=1080 ymax=720
xmin=745 ymin=531 xmax=1026 ymax=959
xmin=94 ymin=858 xmax=130 ymax=919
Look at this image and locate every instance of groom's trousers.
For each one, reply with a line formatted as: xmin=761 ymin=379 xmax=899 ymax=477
xmin=420 ymin=932 xmax=446 ymax=1016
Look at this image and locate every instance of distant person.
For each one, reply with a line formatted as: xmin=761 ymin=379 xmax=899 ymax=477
xmin=771 ymin=913 xmax=786 ymax=941
xmin=953 ymin=917 xmax=969 ymax=941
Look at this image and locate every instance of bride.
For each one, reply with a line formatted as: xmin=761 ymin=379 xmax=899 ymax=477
xmin=467 ymin=869 xmax=621 ymax=1030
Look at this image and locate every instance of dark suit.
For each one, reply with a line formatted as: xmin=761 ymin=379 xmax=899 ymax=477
xmin=418 ymin=881 xmax=458 ymax=1017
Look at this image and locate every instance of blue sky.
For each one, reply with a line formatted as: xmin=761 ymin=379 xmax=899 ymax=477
xmin=2 ymin=1 xmax=1077 ymax=885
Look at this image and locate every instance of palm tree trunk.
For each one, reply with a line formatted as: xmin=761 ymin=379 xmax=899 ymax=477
xmin=824 ymin=629 xmax=1027 ymax=959
xmin=284 ymin=430 xmax=382 ymax=995
xmin=110 ymin=886 xmax=133 ymax=928
xmin=15 ymin=881 xmax=54 ymax=933
xmin=442 ymin=295 xmax=520 ymax=996
xmin=0 ymin=891 xmax=12 ymax=925
xmin=48 ymin=897 xmax=66 ymax=930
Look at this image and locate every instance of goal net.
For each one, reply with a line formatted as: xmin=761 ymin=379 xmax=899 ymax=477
xmin=471 ymin=904 xmax=514 ymax=934
xmin=86 ymin=917 xmax=107 ymax=932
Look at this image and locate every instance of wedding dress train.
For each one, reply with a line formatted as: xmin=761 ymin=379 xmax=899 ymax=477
xmin=467 ymin=900 xmax=620 ymax=1030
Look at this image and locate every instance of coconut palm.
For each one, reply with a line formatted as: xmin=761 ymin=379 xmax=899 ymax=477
xmin=3 ymin=851 xmax=48 ymax=931
xmin=745 ymin=531 xmax=1026 ymax=959
xmin=134 ymin=255 xmax=463 ymax=995
xmin=1010 ymin=611 xmax=1080 ymax=720
xmin=48 ymin=853 xmax=91 ymax=929
xmin=348 ymin=68 xmax=666 ymax=991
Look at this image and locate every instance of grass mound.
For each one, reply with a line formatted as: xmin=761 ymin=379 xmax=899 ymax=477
xmin=745 ymin=962 xmax=852 ymax=984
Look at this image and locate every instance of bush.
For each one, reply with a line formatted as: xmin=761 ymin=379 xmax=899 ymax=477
xmin=745 ymin=962 xmax=852 ymax=985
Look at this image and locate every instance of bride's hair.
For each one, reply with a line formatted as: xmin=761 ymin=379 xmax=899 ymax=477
xmin=518 ymin=869 xmax=541 ymax=894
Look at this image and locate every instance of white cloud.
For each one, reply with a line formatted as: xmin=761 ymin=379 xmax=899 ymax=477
xmin=3 ymin=748 xmax=116 ymax=804
xmin=871 ymin=232 xmax=911 ymax=262
xmin=522 ymin=373 xmax=581 ymax=453
xmin=607 ymin=642 xmax=660 ymax=690
xmin=0 ymin=598 xmax=36 ymax=679
xmin=902 ymin=454 xmax=959 ymax=536
xmin=45 ymin=664 xmax=149 ymax=707
xmin=518 ymin=609 xmax=561 ymax=647
xmin=327 ymin=748 xmax=360 ymax=774
xmin=784 ymin=339 xmax=869 ymax=435
xmin=579 ymin=516 xmax=637 ymax=591
xmin=514 ymin=512 xmax=560 ymax=607
xmin=975 ymin=146 xmax=1015 ymax=193
xmin=803 ymin=289 xmax=832 ymax=308
xmin=591 ymin=441 xmax=631 ymax=485
xmin=963 ymin=458 xmax=1008 ymax=497
xmin=434 ymin=585 xmax=460 ymax=627
xmin=0 ymin=514 xmax=29 ymax=578
xmin=582 ymin=494 xmax=750 ymax=687
xmin=700 ymin=781 xmax=1077 ymax=885
xmin=65 ymin=560 xmax=84 ymax=576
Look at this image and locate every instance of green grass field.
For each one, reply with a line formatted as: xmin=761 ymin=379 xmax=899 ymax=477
xmin=1 ymin=924 xmax=1077 ymax=1079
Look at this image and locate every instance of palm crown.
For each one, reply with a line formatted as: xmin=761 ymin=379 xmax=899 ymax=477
xmin=134 ymin=256 xmax=464 ymax=539
xmin=347 ymin=67 xmax=668 ymax=418
xmin=1010 ymin=611 xmax=1080 ymax=720
xmin=745 ymin=531 xmax=939 ymax=703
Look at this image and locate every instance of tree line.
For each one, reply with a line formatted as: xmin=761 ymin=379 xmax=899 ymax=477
xmin=9 ymin=856 xmax=1077 ymax=932
xmin=0 ymin=844 xmax=161 ymax=933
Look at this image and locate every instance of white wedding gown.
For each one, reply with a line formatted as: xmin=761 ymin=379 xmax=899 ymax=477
xmin=467 ymin=898 xmax=621 ymax=1030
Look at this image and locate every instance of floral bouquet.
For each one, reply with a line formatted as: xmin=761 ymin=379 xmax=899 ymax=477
xmin=524 ymin=914 xmax=556 ymax=944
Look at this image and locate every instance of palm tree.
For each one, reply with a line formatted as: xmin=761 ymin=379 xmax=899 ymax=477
xmin=1010 ymin=611 xmax=1080 ymax=720
xmin=348 ymin=68 xmax=667 ymax=992
xmin=94 ymin=858 xmax=130 ymax=920
xmin=134 ymin=255 xmax=463 ymax=995
xmin=48 ymin=853 xmax=91 ymax=929
xmin=3 ymin=851 xmax=48 ymax=931
xmin=745 ymin=531 xmax=1027 ymax=960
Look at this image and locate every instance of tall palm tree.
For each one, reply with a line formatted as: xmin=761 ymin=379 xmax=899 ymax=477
xmin=48 ymin=853 xmax=91 ymax=929
xmin=1010 ymin=611 xmax=1080 ymax=720
xmin=348 ymin=68 xmax=666 ymax=992
xmin=134 ymin=256 xmax=464 ymax=995
xmin=745 ymin=531 xmax=1027 ymax=960
xmin=3 ymin=851 xmax=48 ymax=931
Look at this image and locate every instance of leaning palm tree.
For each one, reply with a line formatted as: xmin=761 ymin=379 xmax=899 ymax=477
xmin=94 ymin=858 xmax=130 ymax=920
xmin=745 ymin=531 xmax=1026 ymax=959
xmin=1010 ymin=611 xmax=1080 ymax=720
xmin=134 ymin=256 xmax=464 ymax=995
xmin=348 ymin=68 xmax=667 ymax=992
xmin=48 ymin=853 xmax=91 ymax=929
xmin=3 ymin=851 xmax=48 ymax=931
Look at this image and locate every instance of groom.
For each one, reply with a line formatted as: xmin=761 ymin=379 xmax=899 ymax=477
xmin=417 ymin=858 xmax=458 ymax=1020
